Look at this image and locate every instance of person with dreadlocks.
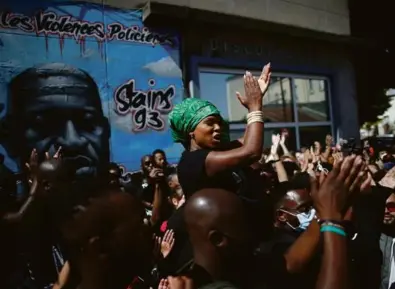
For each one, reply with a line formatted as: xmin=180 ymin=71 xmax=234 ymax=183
xmin=169 ymin=64 xmax=271 ymax=199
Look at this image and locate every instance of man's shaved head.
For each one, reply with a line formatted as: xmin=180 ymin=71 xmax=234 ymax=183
xmin=184 ymin=189 xmax=253 ymax=283
xmin=185 ymin=188 xmax=248 ymax=238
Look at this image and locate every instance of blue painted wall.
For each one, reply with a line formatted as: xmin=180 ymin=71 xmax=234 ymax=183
xmin=0 ymin=1 xmax=184 ymax=173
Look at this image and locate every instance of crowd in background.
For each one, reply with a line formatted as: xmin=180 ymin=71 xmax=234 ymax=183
xmin=1 ymin=63 xmax=395 ymax=289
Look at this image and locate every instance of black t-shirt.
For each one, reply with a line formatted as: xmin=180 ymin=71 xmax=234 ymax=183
xmin=349 ymin=185 xmax=393 ymax=289
xmin=178 ymin=149 xmax=240 ymax=198
xmin=178 ymin=147 xmax=275 ymax=242
xmin=256 ymin=229 xmax=319 ymax=289
xmin=160 ymin=205 xmax=193 ymax=275
xmin=136 ymin=180 xmax=155 ymax=205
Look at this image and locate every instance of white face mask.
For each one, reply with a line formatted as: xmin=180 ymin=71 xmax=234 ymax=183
xmin=279 ymin=208 xmax=316 ymax=232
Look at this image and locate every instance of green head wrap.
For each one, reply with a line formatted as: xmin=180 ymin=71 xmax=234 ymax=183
xmin=169 ymin=98 xmax=230 ymax=145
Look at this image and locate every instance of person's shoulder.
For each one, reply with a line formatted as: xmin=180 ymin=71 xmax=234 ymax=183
xmin=179 ymin=149 xmax=210 ymax=164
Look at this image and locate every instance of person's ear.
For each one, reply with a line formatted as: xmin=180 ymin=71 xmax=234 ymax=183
xmin=208 ymin=230 xmax=227 ymax=248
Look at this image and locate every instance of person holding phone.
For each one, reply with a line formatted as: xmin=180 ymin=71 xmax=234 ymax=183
xmin=135 ymin=155 xmax=165 ymax=226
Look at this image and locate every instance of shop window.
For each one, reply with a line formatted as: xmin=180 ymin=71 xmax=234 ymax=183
xmin=308 ymin=79 xmax=314 ymax=94
xmin=198 ymin=67 xmax=333 ymax=150
xmin=199 ymin=70 xmax=294 ymax=123
xmin=294 ymin=78 xmax=329 ymax=122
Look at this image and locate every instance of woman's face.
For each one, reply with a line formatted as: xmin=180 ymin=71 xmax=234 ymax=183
xmin=192 ymin=115 xmax=223 ymax=149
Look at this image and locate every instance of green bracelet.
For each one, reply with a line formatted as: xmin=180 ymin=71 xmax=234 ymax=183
xmin=320 ymin=225 xmax=347 ymax=237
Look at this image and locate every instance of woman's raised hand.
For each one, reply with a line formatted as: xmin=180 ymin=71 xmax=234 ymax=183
xmin=236 ymin=63 xmax=271 ymax=112
xmin=258 ymin=63 xmax=271 ymax=96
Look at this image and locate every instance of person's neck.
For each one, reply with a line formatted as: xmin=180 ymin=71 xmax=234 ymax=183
xmin=194 ymin=252 xmax=221 ymax=276
xmin=194 ymin=252 xmax=234 ymax=284
xmin=190 ymin=143 xmax=201 ymax=152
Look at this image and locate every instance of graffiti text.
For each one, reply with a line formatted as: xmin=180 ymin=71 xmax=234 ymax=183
xmin=35 ymin=12 xmax=106 ymax=40
xmin=107 ymin=24 xmax=174 ymax=46
xmin=0 ymin=11 xmax=175 ymax=47
xmin=114 ymin=79 xmax=175 ymax=132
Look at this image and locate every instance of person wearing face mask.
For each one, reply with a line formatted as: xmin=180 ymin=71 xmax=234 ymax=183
xmin=380 ymin=193 xmax=395 ymax=289
xmin=258 ymin=188 xmax=319 ymax=289
xmin=275 ymin=189 xmax=316 ymax=232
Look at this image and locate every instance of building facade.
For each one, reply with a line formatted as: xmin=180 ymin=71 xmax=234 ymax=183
xmin=142 ymin=0 xmax=359 ymax=149
xmin=0 ymin=0 xmax=360 ymax=173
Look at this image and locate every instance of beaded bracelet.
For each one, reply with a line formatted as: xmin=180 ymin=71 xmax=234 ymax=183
xmin=247 ymin=111 xmax=264 ymax=124
xmin=320 ymin=221 xmax=345 ymax=231
xmin=318 ymin=219 xmax=344 ymax=227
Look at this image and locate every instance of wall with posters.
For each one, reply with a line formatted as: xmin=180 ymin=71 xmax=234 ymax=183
xmin=0 ymin=0 xmax=184 ymax=176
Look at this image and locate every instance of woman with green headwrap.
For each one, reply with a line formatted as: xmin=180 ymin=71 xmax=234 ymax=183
xmin=169 ymin=63 xmax=271 ymax=198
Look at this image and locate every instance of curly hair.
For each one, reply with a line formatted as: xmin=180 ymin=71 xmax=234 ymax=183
xmin=62 ymin=192 xmax=152 ymax=280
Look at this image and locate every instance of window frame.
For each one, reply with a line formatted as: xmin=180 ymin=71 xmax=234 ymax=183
xmin=197 ymin=66 xmax=334 ymax=149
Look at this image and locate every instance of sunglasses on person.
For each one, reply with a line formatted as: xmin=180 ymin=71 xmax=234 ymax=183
xmin=386 ymin=202 xmax=395 ymax=212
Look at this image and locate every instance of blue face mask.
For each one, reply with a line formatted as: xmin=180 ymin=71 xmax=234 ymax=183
xmin=280 ymin=208 xmax=316 ymax=231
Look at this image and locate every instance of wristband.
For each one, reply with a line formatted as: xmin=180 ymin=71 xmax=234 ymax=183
xmin=318 ymin=219 xmax=344 ymax=226
xmin=320 ymin=225 xmax=347 ymax=237
xmin=247 ymin=111 xmax=264 ymax=125
xmin=320 ymin=221 xmax=345 ymax=231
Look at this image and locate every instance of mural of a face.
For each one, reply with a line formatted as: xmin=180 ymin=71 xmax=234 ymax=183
xmin=6 ymin=63 xmax=110 ymax=181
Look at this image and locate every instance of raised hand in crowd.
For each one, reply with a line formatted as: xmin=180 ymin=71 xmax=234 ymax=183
xmin=149 ymin=167 xmax=166 ymax=226
xmin=313 ymin=141 xmax=321 ymax=157
xmin=3 ymin=147 xmax=63 ymax=223
xmin=257 ymin=62 xmax=271 ymax=95
xmin=310 ymin=147 xmax=318 ymax=164
xmin=161 ymin=229 xmax=175 ymax=259
xmin=149 ymin=167 xmax=165 ymax=182
xmin=167 ymin=276 xmax=193 ymax=289
xmin=321 ymin=135 xmax=333 ymax=162
xmin=332 ymin=151 xmax=343 ymax=166
xmin=268 ymin=134 xmax=289 ymax=182
xmin=280 ymin=129 xmax=291 ymax=156
xmin=153 ymin=230 xmax=175 ymax=260
xmin=236 ymin=70 xmax=266 ymax=111
xmin=312 ymin=155 xmax=366 ymax=289
xmin=266 ymin=134 xmax=280 ymax=163
xmin=159 ymin=278 xmax=170 ymax=289
xmin=25 ymin=147 xmax=62 ymax=193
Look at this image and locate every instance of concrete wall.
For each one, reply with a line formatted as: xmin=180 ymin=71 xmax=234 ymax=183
xmin=86 ymin=0 xmax=350 ymax=35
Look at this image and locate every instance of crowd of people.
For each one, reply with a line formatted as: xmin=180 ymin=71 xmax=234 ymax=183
xmin=1 ymin=63 xmax=395 ymax=289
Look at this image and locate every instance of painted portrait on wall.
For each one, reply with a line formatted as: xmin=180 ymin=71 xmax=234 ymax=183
xmin=0 ymin=1 xmax=184 ymax=184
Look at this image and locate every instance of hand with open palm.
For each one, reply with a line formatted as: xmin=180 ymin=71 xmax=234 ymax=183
xmin=161 ymin=230 xmax=175 ymax=259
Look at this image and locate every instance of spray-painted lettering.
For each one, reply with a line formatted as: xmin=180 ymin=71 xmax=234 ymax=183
xmin=0 ymin=12 xmax=34 ymax=32
xmin=0 ymin=11 xmax=175 ymax=47
xmin=35 ymin=12 xmax=106 ymax=40
xmin=114 ymin=79 xmax=175 ymax=132
xmin=107 ymin=24 xmax=174 ymax=46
